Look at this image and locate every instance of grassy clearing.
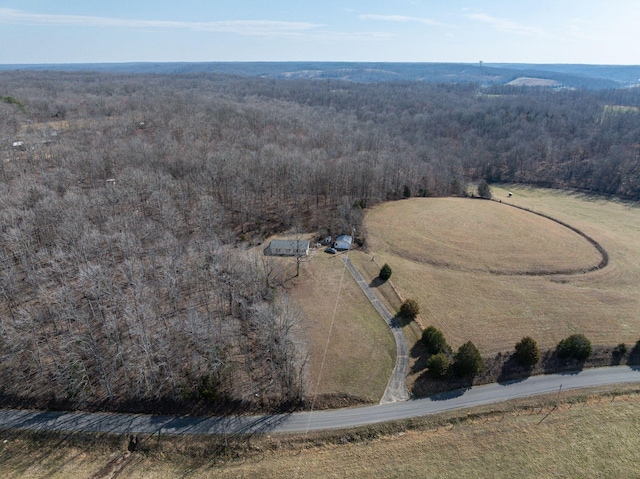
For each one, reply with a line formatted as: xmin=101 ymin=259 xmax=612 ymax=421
xmin=18 ymin=119 xmax=69 ymax=137
xmin=350 ymin=251 xmax=423 ymax=345
xmin=603 ymin=104 xmax=640 ymax=115
xmin=507 ymin=77 xmax=562 ymax=87
xmin=366 ymin=197 xmax=602 ymax=274
xmin=3 ymin=388 xmax=640 ymax=478
xmin=284 ymin=247 xmax=396 ymax=403
xmin=362 ymin=188 xmax=640 ymax=359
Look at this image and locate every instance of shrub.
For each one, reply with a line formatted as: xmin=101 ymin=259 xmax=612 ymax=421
xmin=198 ymin=373 xmax=221 ymax=402
xmin=454 ymin=341 xmax=483 ymax=377
xmin=379 ymin=263 xmax=392 ymax=281
xmin=612 ymin=343 xmax=627 ymax=365
xmin=514 ymin=336 xmax=540 ymax=367
xmin=399 ymin=299 xmax=420 ymax=319
xmin=613 ymin=343 xmax=627 ymax=357
xmin=426 ymin=353 xmax=450 ymax=379
xmin=477 ymin=179 xmax=492 ymax=199
xmin=422 ymin=326 xmax=449 ymax=355
xmin=556 ymin=334 xmax=592 ymax=361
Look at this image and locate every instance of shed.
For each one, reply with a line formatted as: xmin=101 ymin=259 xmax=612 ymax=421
xmin=335 ymin=235 xmax=353 ymax=245
xmin=334 ymin=240 xmax=351 ymax=251
xmin=264 ymin=239 xmax=310 ymax=257
xmin=334 ymin=235 xmax=353 ymax=251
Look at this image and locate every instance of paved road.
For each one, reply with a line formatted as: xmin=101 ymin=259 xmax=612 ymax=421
xmin=1 ymin=366 xmax=638 ymax=436
xmin=341 ymin=256 xmax=409 ymax=403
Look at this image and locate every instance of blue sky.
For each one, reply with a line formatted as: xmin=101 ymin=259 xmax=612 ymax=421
xmin=0 ymin=1 xmax=638 ymax=64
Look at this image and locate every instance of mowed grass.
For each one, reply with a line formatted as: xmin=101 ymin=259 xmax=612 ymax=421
xmin=362 ymin=187 xmax=640 ymax=356
xmin=367 ymin=197 xmax=602 ymax=274
xmin=4 ymin=389 xmax=640 ymax=478
xmin=284 ymin=248 xmax=395 ymax=402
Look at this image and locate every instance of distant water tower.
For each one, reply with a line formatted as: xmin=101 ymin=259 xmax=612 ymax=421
xmin=479 ymin=60 xmax=483 ymax=75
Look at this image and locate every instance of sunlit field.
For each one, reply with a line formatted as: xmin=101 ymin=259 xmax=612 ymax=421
xmin=362 ymin=186 xmax=640 ymax=354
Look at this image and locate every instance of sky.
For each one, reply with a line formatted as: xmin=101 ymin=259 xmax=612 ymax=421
xmin=0 ymin=0 xmax=639 ymax=65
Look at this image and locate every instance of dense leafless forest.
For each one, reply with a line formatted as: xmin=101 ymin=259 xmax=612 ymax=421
xmin=0 ymin=71 xmax=639 ymax=412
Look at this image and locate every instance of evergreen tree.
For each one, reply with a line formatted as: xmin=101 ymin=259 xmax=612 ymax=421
xmin=514 ymin=336 xmax=540 ymax=367
xmin=379 ymin=263 xmax=392 ymax=281
xmin=454 ymin=341 xmax=483 ymax=377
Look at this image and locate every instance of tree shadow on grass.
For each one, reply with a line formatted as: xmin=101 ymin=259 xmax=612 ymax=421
xmin=497 ymin=354 xmax=532 ymax=385
xmin=626 ymin=345 xmax=640 ymax=371
xmin=411 ymin=370 xmax=473 ymax=399
xmin=393 ymin=314 xmax=413 ymax=329
xmin=410 ymin=340 xmax=429 ymax=374
xmin=611 ymin=350 xmax=626 ymax=366
xmin=626 ymin=341 xmax=640 ymax=367
xmin=429 ymin=387 xmax=469 ymax=401
xmin=543 ymin=351 xmax=584 ymax=375
xmin=369 ymin=277 xmax=386 ymax=288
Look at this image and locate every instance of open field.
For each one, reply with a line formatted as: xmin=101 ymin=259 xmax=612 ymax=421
xmin=279 ymin=246 xmax=396 ymax=403
xmin=362 ymin=186 xmax=640 ymax=356
xmin=603 ymin=104 xmax=640 ymax=114
xmin=365 ymin=197 xmax=603 ymax=275
xmin=2 ymin=387 xmax=640 ymax=478
xmin=506 ymin=77 xmax=562 ymax=87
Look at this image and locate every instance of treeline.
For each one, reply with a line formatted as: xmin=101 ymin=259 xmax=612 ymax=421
xmin=0 ymin=71 xmax=639 ymax=411
xmin=253 ymin=79 xmax=640 ymax=199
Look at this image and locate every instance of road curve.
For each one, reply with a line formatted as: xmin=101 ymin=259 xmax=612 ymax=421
xmin=341 ymin=256 xmax=409 ymax=403
xmin=1 ymin=366 xmax=638 ymax=436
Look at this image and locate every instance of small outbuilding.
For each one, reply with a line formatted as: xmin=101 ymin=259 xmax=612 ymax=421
xmin=334 ymin=235 xmax=353 ymax=251
xmin=264 ymin=239 xmax=310 ymax=257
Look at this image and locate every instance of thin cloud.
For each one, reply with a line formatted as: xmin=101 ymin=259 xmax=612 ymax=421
xmin=0 ymin=8 xmax=322 ymax=36
xmin=262 ymin=29 xmax=395 ymax=43
xmin=360 ymin=14 xmax=448 ymax=27
xmin=466 ymin=13 xmax=552 ymax=38
xmin=566 ymin=17 xmax=597 ymax=40
xmin=312 ymin=30 xmax=395 ymax=41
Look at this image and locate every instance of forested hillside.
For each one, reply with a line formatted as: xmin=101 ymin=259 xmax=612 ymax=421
xmin=0 ymin=71 xmax=639 ymax=412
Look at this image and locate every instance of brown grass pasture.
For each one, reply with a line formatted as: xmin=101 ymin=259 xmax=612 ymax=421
xmin=362 ymin=187 xmax=640 ymax=356
xmin=3 ymin=388 xmax=640 ymax=478
xmin=274 ymin=245 xmax=396 ymax=403
xmin=366 ymin=197 xmax=603 ymax=274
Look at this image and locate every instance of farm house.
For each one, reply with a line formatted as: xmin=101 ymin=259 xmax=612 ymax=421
xmin=264 ymin=239 xmax=310 ymax=256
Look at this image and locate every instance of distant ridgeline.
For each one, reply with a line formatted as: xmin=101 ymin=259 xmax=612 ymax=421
xmin=0 ymin=62 xmax=639 ymax=89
